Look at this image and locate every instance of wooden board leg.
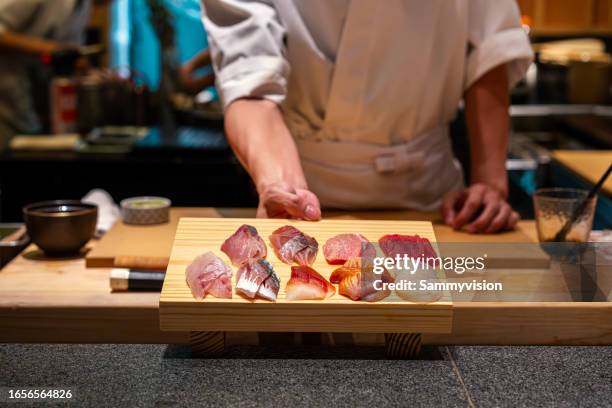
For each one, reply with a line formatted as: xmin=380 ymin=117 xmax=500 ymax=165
xmin=384 ymin=333 xmax=422 ymax=359
xmin=190 ymin=331 xmax=226 ymax=357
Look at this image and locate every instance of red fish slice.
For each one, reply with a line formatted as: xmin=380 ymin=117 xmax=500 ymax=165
xmin=285 ymin=265 xmax=335 ymax=301
xmin=269 ymin=225 xmax=318 ymax=266
xmin=378 ymin=234 xmax=436 ymax=259
xmin=185 ymin=252 xmax=233 ymax=299
xmin=221 ymin=224 xmax=267 ymax=266
xmin=323 ymin=233 xmax=376 ymax=264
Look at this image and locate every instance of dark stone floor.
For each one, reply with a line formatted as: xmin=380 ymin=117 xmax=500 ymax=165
xmin=1 ymin=344 xmax=611 ymax=407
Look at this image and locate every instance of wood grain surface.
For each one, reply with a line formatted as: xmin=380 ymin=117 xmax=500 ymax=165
xmin=552 ymin=150 xmax=612 ymax=195
xmin=0 ymin=242 xmax=187 ymax=343
xmin=160 ymin=218 xmax=453 ymax=334
xmin=85 ymin=208 xmax=244 ymax=268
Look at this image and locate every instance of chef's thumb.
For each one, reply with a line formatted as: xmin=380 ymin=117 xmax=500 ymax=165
xmin=297 ymin=190 xmax=321 ymax=221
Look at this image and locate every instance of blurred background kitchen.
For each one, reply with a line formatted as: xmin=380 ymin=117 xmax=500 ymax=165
xmin=0 ymin=0 xmax=611 ymax=228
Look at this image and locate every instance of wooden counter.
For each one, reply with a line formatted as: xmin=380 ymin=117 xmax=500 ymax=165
xmin=1 ymin=208 xmax=610 ymax=346
xmin=552 ymin=150 xmax=612 ymax=196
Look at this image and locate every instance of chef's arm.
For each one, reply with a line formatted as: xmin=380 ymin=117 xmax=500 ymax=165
xmin=442 ymin=63 xmax=519 ymax=233
xmin=464 ymin=63 xmax=509 ymax=197
xmin=225 ymin=99 xmax=321 ymax=220
xmin=0 ymin=30 xmax=67 ymax=55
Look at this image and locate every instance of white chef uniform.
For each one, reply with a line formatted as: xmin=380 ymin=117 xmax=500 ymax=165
xmin=0 ymin=0 xmax=91 ymax=147
xmin=201 ymin=0 xmax=533 ymax=210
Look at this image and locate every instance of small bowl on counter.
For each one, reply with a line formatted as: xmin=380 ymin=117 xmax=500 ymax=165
xmin=120 ymin=196 xmax=171 ymax=225
xmin=23 ymin=200 xmax=98 ymax=256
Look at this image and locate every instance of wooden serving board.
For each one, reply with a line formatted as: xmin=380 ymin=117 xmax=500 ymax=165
xmin=160 ymin=218 xmax=452 ymax=334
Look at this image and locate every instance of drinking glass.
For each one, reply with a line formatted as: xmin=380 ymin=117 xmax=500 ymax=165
xmin=533 ymin=188 xmax=597 ymax=243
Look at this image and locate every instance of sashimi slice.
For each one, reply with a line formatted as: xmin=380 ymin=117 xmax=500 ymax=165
xmin=285 ymin=265 xmax=335 ymax=301
xmin=338 ymin=269 xmax=394 ymax=302
xmin=185 ymin=251 xmax=232 ymax=299
xmin=235 ymin=258 xmax=271 ymax=298
xmin=258 ymin=271 xmax=281 ymax=302
xmin=269 ymin=225 xmax=318 ymax=266
xmin=378 ymin=234 xmax=436 ymax=259
xmin=330 ymin=257 xmax=373 ymax=284
xmin=235 ymin=258 xmax=280 ymax=301
xmin=323 ymin=233 xmax=376 ymax=264
xmin=221 ymin=224 xmax=267 ymax=266
xmin=207 ymin=273 xmax=233 ymax=299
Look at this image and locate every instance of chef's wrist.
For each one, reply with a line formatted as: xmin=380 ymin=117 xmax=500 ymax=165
xmin=470 ymin=160 xmax=508 ymax=197
xmin=469 ymin=178 xmax=508 ymax=199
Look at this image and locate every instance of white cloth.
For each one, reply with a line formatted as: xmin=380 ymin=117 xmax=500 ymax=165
xmin=82 ymin=189 xmax=120 ymax=234
xmin=201 ymin=0 xmax=533 ymax=209
xmin=0 ymin=0 xmax=91 ymax=145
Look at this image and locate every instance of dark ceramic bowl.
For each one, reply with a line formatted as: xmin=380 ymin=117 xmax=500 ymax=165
xmin=23 ymin=200 xmax=98 ymax=255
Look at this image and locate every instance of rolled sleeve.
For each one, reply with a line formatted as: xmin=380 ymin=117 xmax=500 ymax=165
xmin=201 ymin=0 xmax=289 ymax=110
xmin=465 ymin=0 xmax=533 ymax=90
xmin=216 ymin=55 xmax=289 ymax=108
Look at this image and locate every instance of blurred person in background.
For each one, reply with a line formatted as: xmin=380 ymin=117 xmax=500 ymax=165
xmin=0 ymin=0 xmax=97 ymax=149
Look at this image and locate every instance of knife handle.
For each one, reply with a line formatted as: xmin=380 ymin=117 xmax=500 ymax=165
xmin=113 ymin=255 xmax=169 ymax=271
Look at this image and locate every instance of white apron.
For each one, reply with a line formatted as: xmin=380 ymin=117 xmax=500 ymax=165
xmin=295 ymin=126 xmax=464 ymax=210
xmin=279 ymin=1 xmax=470 ymax=209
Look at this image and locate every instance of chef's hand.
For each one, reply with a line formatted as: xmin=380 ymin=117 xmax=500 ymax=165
xmin=256 ymin=181 xmax=321 ymax=221
xmin=441 ymin=183 xmax=520 ymax=233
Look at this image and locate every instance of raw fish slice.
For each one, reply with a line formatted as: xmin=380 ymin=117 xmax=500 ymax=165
xmin=269 ymin=225 xmax=318 ymax=266
xmin=330 ymin=257 xmax=374 ymax=284
xmin=323 ymin=233 xmax=376 ymax=264
xmin=258 ymin=271 xmax=281 ymax=302
xmin=378 ymin=234 xmax=436 ymax=259
xmin=286 ymin=265 xmax=335 ymax=301
xmin=235 ymin=259 xmax=271 ymax=298
xmin=235 ymin=259 xmax=280 ymax=301
xmin=338 ymin=269 xmax=394 ymax=302
xmin=207 ymin=273 xmax=233 ymax=299
xmin=185 ymin=252 xmax=233 ymax=299
xmin=221 ymin=224 xmax=267 ymax=266
xmin=294 ymin=245 xmax=318 ymax=266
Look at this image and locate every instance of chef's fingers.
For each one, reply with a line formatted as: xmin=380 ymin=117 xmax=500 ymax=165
xmin=465 ymin=191 xmax=501 ymax=233
xmin=441 ymin=191 xmax=463 ymax=225
xmin=292 ymin=189 xmax=321 ymax=221
xmin=256 ymin=204 xmax=267 ymax=218
xmin=258 ymin=183 xmax=299 ymax=218
xmin=506 ymin=210 xmax=521 ymax=230
xmin=269 ymin=193 xmax=300 ymax=218
xmin=452 ymin=185 xmax=486 ymax=229
xmin=485 ymin=203 xmax=513 ymax=233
